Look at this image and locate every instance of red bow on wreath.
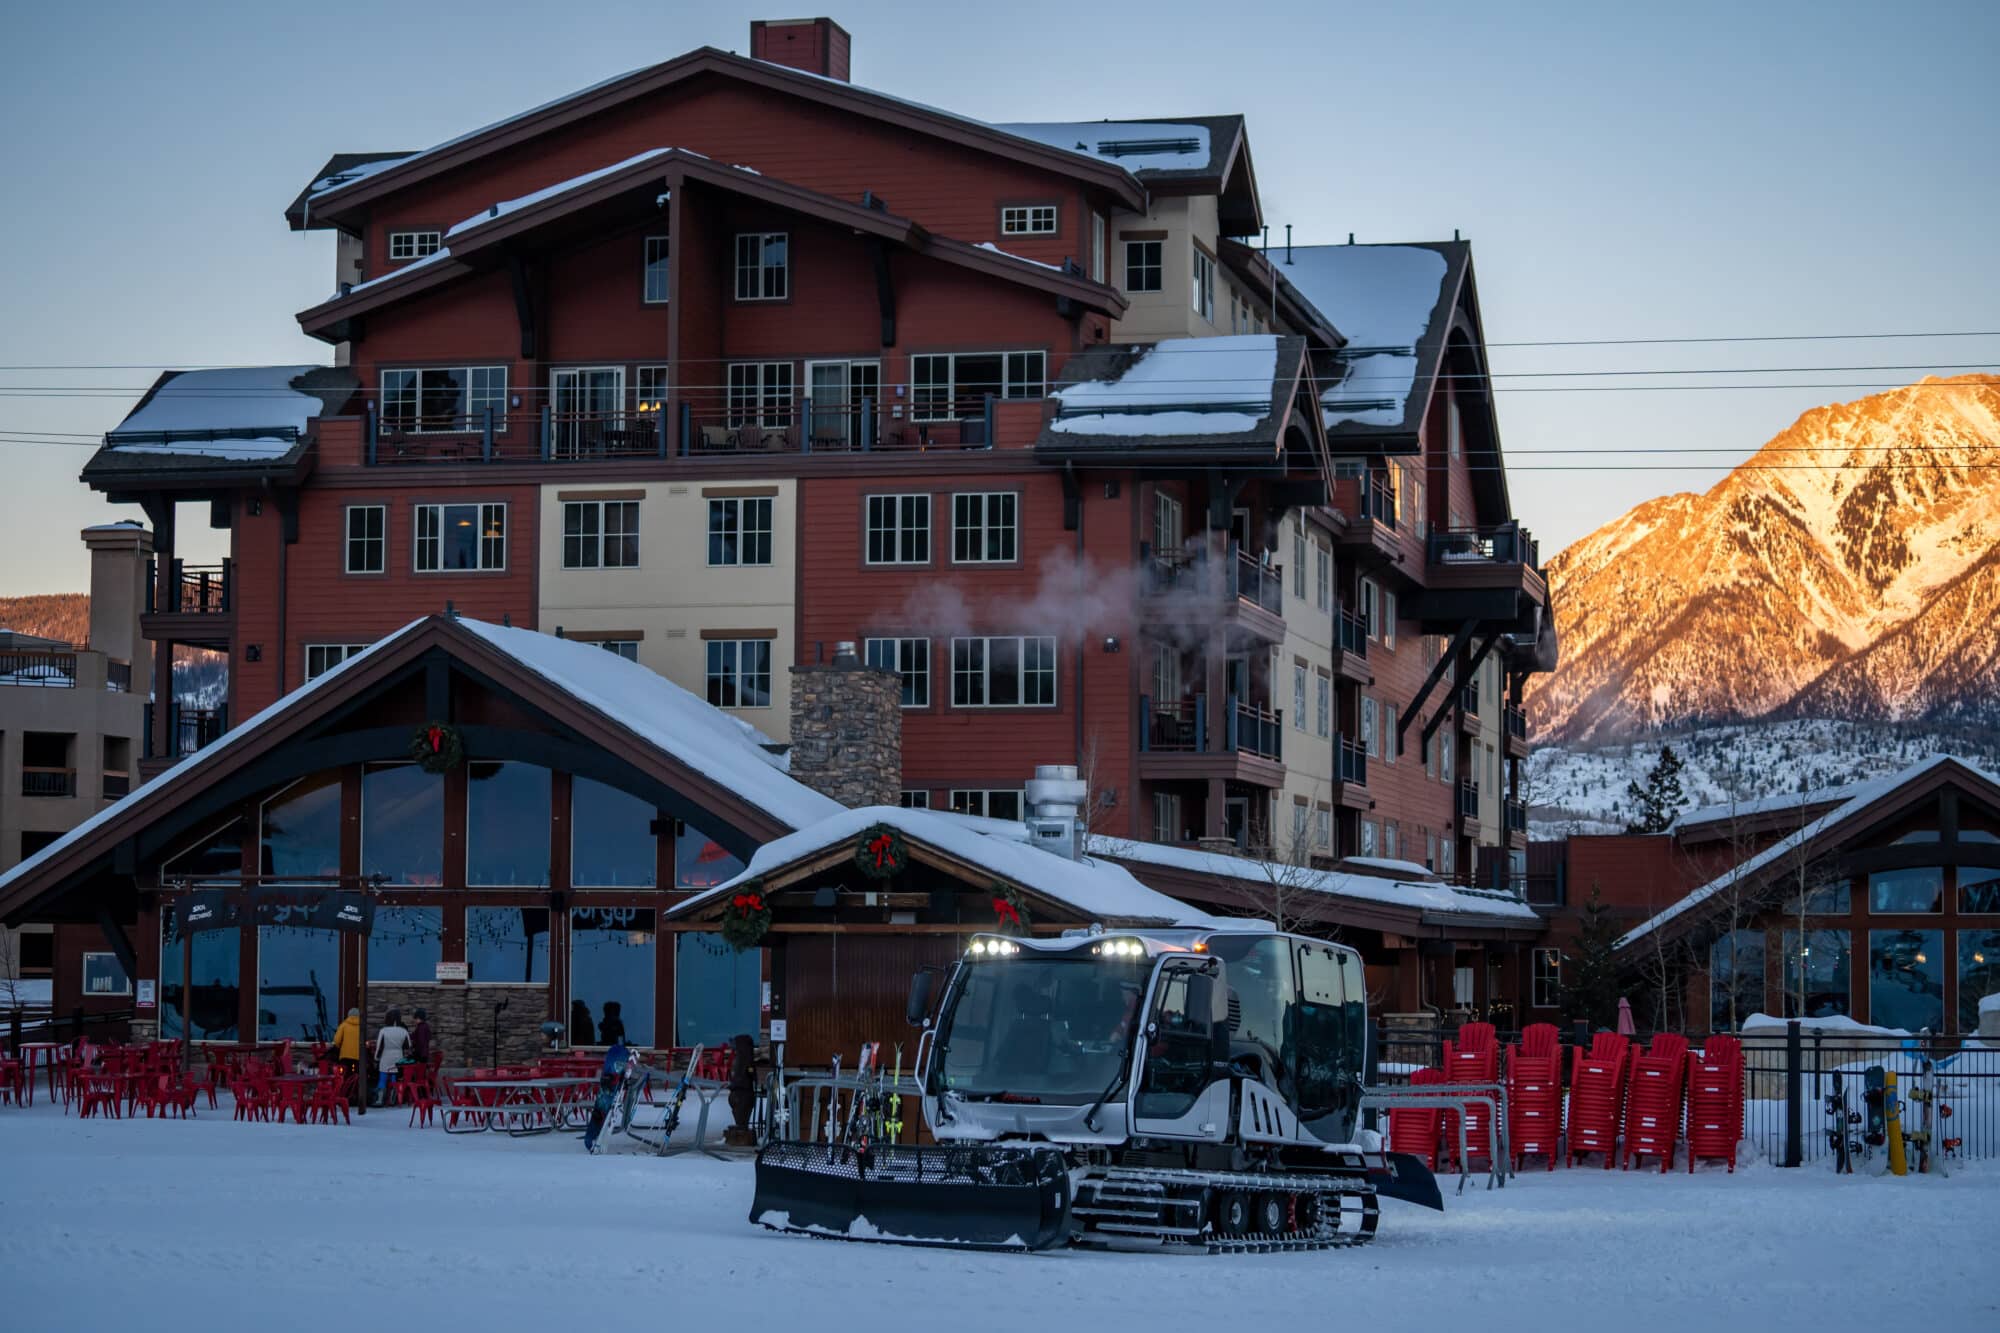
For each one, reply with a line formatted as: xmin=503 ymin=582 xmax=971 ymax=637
xmin=426 ymin=725 xmax=445 ymax=754
xmin=732 ymin=893 xmax=765 ymax=914
xmin=867 ymin=833 xmax=899 ymax=871
xmin=992 ymin=897 xmax=1020 ymax=926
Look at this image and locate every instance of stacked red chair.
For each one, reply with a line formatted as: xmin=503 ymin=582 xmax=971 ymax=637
xmin=1441 ymin=1023 xmax=1501 ymax=1169
xmin=1566 ymin=1032 xmax=1630 ymax=1168
xmin=1622 ymin=1033 xmax=1689 ymax=1171
xmin=1507 ymin=1024 xmax=1564 ymax=1171
xmin=1685 ymin=1035 xmax=1745 ymax=1172
xmin=1387 ymin=1067 xmax=1452 ymax=1169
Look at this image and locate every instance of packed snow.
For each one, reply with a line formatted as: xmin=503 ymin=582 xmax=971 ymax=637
xmin=104 ymin=366 xmax=326 ymax=459
xmin=1047 ymin=409 xmax=1264 ymax=437
xmin=1057 ymin=336 xmax=1277 ymax=414
xmin=1 ymin=1100 xmax=1992 ymax=1332
xmin=1276 ymin=245 xmax=1449 ymax=427
xmin=1739 ymin=1012 xmax=1912 ymax=1037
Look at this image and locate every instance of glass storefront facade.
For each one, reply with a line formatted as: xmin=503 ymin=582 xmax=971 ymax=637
xmin=160 ymin=900 xmax=241 ymax=1042
xmin=1709 ymin=930 xmax=1765 ymax=1031
xmin=1957 ymin=929 xmax=2000 ymax=1033
xmin=257 ymin=925 xmax=341 ymax=1042
xmin=467 ymin=762 xmax=552 ymax=886
xmin=1781 ymin=928 xmax=1851 ymax=1018
xmin=1867 ymin=928 xmax=1944 ymax=1032
xmin=572 ymin=778 xmax=658 ymax=887
xmin=362 ymin=763 xmax=444 ymax=885
xmin=466 ymin=906 xmax=549 ymax=985
xmin=569 ymin=908 xmax=656 ymax=1047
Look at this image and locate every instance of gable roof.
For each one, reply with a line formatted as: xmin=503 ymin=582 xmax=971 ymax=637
xmin=1035 ymin=334 xmax=1318 ymax=464
xmin=0 ymin=616 xmax=838 ymax=926
xmin=666 ymin=805 xmax=1229 ymax=929
xmin=296 ymin=149 xmax=1125 ymax=340
xmin=1615 ymin=755 xmax=2000 ymax=952
xmin=995 ymin=115 xmax=1260 ymax=233
xmin=289 ymin=48 xmax=1146 ymax=233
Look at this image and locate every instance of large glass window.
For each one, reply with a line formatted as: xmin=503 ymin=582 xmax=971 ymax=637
xmin=707 ymin=496 xmax=773 ymax=566
xmin=865 ymin=494 xmax=931 ymax=565
xmin=706 ymin=639 xmax=773 ymax=709
xmin=160 ymin=900 xmax=240 ymax=1042
xmin=570 ymin=908 xmax=655 ymax=1047
xmin=1960 ymin=865 xmax=2000 ymax=914
xmin=381 ymin=366 xmax=505 ymax=433
xmin=571 ymin=777 xmax=657 ymax=887
xmin=260 ymin=773 xmax=342 ymax=881
xmin=1208 ymin=934 xmax=1297 ymax=1101
xmin=909 ymin=352 xmax=1044 ymax=422
xmin=1782 ymin=928 xmax=1852 ymax=1018
xmin=257 ymin=925 xmax=340 ymax=1043
xmin=415 ymin=502 xmax=507 ymax=571
xmin=1869 ymin=929 xmax=1944 ymax=1032
xmin=676 ymin=932 xmax=762 ymax=1047
xmin=951 ymin=635 xmax=1056 ymax=707
xmin=163 ymin=819 xmax=244 ymax=879
xmin=466 ymin=762 xmax=551 ymax=886
xmin=369 ymin=907 xmax=443 ymax=983
xmin=951 ymin=493 xmax=1018 ymax=563
xmin=466 ymin=907 xmax=549 ymax=984
xmin=1958 ymin=929 xmax=2000 ymax=1032
xmin=865 ymin=637 xmax=931 ymax=708
xmin=1869 ymin=866 xmax=1943 ymax=914
xmin=362 ymin=763 xmax=443 ymax=885
xmin=675 ymin=821 xmax=745 ymax=889
xmin=1709 ymin=930 xmax=1765 ymax=1031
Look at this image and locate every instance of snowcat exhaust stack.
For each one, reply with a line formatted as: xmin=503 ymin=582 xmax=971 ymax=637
xmin=750 ymin=1141 xmax=1074 ymax=1250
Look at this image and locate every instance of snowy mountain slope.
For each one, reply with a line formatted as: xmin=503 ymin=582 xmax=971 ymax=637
xmin=1531 ymin=376 xmax=2000 ymax=743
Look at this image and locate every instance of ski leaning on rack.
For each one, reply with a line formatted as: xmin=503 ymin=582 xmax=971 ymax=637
xmin=653 ymin=1044 xmax=706 ymax=1156
xmin=583 ymin=1048 xmax=645 ymax=1154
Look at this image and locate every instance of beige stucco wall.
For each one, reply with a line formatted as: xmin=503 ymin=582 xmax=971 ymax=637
xmin=1277 ymin=511 xmax=1336 ymax=859
xmin=1107 ymin=196 xmax=1270 ymax=344
xmin=537 ymin=479 xmax=798 ymax=741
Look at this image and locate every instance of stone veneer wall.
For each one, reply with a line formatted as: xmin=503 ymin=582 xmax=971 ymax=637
xmin=787 ymin=656 xmax=901 ymax=809
xmin=367 ymin=984 xmax=550 ymax=1067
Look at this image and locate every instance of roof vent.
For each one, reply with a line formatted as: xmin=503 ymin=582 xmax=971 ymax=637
xmin=1024 ymin=764 xmax=1088 ymax=861
xmin=1095 ymin=137 xmax=1201 ymax=159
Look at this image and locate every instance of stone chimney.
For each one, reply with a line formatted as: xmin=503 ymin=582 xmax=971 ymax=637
xmin=749 ymin=17 xmax=851 ymax=82
xmin=80 ymin=521 xmax=153 ymax=681
xmin=788 ymin=641 xmax=899 ymax=807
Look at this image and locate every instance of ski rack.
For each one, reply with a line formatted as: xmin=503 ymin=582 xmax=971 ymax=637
xmin=619 ymin=1066 xmax=731 ymax=1159
xmin=781 ymin=1072 xmax=925 ymax=1148
xmin=1359 ymin=1082 xmax=1511 ymax=1192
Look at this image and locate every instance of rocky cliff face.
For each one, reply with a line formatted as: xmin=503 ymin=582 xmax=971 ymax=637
xmin=1531 ymin=376 xmax=2000 ymax=743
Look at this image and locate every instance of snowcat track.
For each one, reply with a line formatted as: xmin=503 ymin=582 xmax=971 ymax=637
xmin=1071 ymin=1165 xmax=1380 ymax=1253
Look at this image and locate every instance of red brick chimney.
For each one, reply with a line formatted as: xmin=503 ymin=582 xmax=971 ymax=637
xmin=749 ymin=17 xmax=851 ymax=82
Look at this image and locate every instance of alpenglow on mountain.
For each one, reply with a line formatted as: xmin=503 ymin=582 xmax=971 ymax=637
xmin=1529 ymin=375 xmax=2000 ymax=744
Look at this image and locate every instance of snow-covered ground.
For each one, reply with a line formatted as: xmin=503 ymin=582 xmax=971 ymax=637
xmin=2 ymin=1099 xmax=1994 ymax=1331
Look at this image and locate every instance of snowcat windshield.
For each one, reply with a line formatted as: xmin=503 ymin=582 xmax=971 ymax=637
xmin=937 ymin=953 xmax=1148 ymax=1104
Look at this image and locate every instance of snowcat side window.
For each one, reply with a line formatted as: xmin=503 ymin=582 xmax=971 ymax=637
xmin=1294 ymin=944 xmax=1357 ymax=1129
xmin=1136 ymin=966 xmax=1221 ymax=1119
xmin=1208 ymin=936 xmax=1298 ymax=1101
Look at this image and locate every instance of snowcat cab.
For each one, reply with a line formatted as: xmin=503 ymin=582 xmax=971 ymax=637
xmin=750 ymin=927 xmax=1442 ymax=1251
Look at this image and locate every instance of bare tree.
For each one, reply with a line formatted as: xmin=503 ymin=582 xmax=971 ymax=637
xmin=1073 ymin=733 xmax=1124 ymax=837
xmin=1206 ymin=799 xmax=1331 ymax=936
xmin=0 ymin=928 xmax=19 ymax=1011
xmin=1672 ymin=794 xmax=1761 ymax=1034
xmin=1777 ymin=814 xmax=1842 ymax=1019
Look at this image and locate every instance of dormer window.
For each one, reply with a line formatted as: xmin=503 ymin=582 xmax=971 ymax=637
xmin=1000 ymin=204 xmax=1058 ymax=236
xmin=388 ymin=230 xmax=442 ymax=261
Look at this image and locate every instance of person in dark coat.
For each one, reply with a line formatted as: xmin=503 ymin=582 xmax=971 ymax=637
xmin=597 ymin=1000 xmax=626 ymax=1048
xmin=570 ymin=999 xmax=596 ymax=1047
xmin=409 ymin=1007 xmax=433 ymax=1065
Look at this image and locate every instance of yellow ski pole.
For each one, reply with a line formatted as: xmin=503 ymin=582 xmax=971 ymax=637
xmin=1885 ymin=1071 xmax=1907 ymax=1177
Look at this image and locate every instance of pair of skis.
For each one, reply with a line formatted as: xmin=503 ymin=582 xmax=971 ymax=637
xmin=824 ymin=1042 xmax=905 ymax=1162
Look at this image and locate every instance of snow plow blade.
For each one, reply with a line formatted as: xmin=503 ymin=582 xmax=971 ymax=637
xmin=1372 ymin=1152 xmax=1445 ymax=1212
xmin=750 ymin=1141 xmax=1074 ymax=1250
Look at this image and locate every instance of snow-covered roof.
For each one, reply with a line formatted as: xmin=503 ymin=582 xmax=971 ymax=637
xmin=455 ymin=621 xmax=840 ymax=831
xmin=84 ymin=520 xmax=146 ymax=531
xmin=673 ymin=806 xmax=1230 ymax=928
xmin=1049 ymin=336 xmax=1286 ymax=442
xmin=444 ymin=147 xmax=691 ymax=239
xmin=104 ymin=366 xmax=327 ymax=460
xmin=1086 ymin=836 xmax=1540 ymax=924
xmin=1617 ymin=754 xmax=1989 ymax=949
xmin=1340 ymin=856 xmax=1442 ymax=881
xmin=1673 ymin=778 xmax=1879 ymax=831
xmin=993 ymin=120 xmax=1213 ymax=174
xmin=1276 ymin=245 xmax=1451 ymax=429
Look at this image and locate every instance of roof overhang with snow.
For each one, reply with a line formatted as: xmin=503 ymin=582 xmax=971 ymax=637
xmin=84 ymin=366 xmax=357 ymax=494
xmin=0 ymin=616 xmax=838 ymax=928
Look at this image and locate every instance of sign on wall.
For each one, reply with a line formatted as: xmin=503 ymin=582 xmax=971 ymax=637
xmin=136 ymin=979 xmax=156 ymax=1010
xmin=180 ymin=887 xmax=376 ymax=934
xmin=435 ymin=961 xmax=470 ymax=983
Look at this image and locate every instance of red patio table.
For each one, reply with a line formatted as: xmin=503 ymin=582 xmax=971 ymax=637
xmin=17 ymin=1042 xmax=64 ymax=1107
xmin=0 ymin=1055 xmax=23 ymax=1105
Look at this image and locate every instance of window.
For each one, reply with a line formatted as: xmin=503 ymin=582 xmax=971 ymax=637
xmin=1382 ymin=704 xmax=1397 ymax=763
xmin=369 ymin=907 xmax=443 ymax=983
xmin=1292 ymin=800 xmax=1310 ymax=851
xmin=1869 ymin=866 xmax=1943 ymax=913
xmin=733 ymin=231 xmax=788 ymax=300
xmin=951 ymin=636 xmax=1057 ymax=707
xmin=1964 ymin=866 xmax=2000 ymax=914
xmin=1360 ymin=579 xmax=1380 ymax=640
xmin=1361 ymin=695 xmax=1379 ymax=759
xmin=1153 ymin=490 xmax=1182 ymax=554
xmin=1869 ymin=929 xmax=1943 ymax=1032
xmin=635 ymin=365 xmax=669 ymax=413
xmin=1960 ymin=929 xmax=2000 ymax=1031
xmin=1782 ymin=882 xmax=1851 ymax=915
xmin=258 ymin=925 xmax=340 ymax=1042
xmin=361 ymin=763 xmax=443 ymax=885
xmin=1315 ymin=542 xmax=1332 ymax=613
xmin=1448 ymin=395 xmax=1463 ymax=458
xmin=1782 ymin=928 xmax=1852 ymax=1018
xmin=1384 ymin=822 xmax=1399 ymax=861
xmin=643 ymin=235 xmax=671 ymax=303
xmin=900 ymin=790 xmax=932 ymax=810
xmin=725 ymin=362 xmax=793 ymax=427
xmin=571 ymin=907 xmax=656 ymax=1046
xmin=599 ymin=640 xmax=639 ymax=661
xmin=1441 ymin=737 xmax=1454 ymax=785
xmin=707 ymin=496 xmax=773 ymax=566
xmin=305 ymin=643 xmax=369 ymax=681
xmin=1360 ymin=819 xmax=1377 ymax=857
xmin=706 ymin=639 xmax=773 ymax=709
xmin=381 ymin=366 xmax=506 ymax=433
xmin=952 ymin=492 xmax=1018 ymax=563
xmin=466 ymin=907 xmax=550 ymax=985
xmin=1439 ymin=837 xmax=1455 ymax=876
xmin=81 ymin=951 xmax=131 ymax=997
xmin=910 ymin=352 xmax=1045 ymax=422
xmin=865 ymin=637 xmax=931 ymax=708
xmin=388 ymin=230 xmax=441 ymax=260
xmin=1153 ymin=791 xmax=1182 ymax=842
xmin=1293 ymin=528 xmax=1307 ymax=599
xmin=344 ymin=505 xmax=385 ymax=573
xmin=673 ymin=821 xmax=743 ymax=889
xmin=572 ymin=777 xmax=657 ymax=887
xmin=1708 ymin=931 xmax=1763 ymax=1030
xmin=1314 ymin=805 xmax=1332 ymax=850
xmin=1125 ymin=239 xmax=1162 ymax=292
xmin=562 ymin=500 xmax=640 ymax=569
xmin=1191 ymin=245 xmax=1214 ymax=321
xmin=261 ymin=772 xmax=342 ymax=880
xmin=951 ymin=789 xmax=1024 ymax=821
xmin=1524 ymin=948 xmax=1559 ymax=1009
xmin=1316 ymin=671 xmax=1331 ymax=739
xmin=1408 ymin=464 xmax=1428 ymax=540
xmin=1150 ymin=642 xmax=1179 ymax=704
xmin=162 ymin=901 xmax=239 ymax=1041
xmin=467 ymin=761 xmax=552 ymax=887
xmin=1381 ymin=589 xmax=1397 ymax=649
xmin=865 ymin=494 xmax=931 ymax=565
xmin=1090 ymin=212 xmax=1106 ymax=283
xmin=414 ymin=503 xmax=506 ymax=571
xmin=1000 ymin=204 xmax=1058 ymax=235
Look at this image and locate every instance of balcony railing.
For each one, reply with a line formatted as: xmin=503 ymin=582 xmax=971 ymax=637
xmin=107 ymin=660 xmax=131 ymax=692
xmin=1227 ymin=696 xmax=1283 ymax=761
xmin=1142 ymin=545 xmax=1281 ymax=617
xmin=1338 ymin=737 xmax=1368 ymax=785
xmin=1358 ymin=474 xmax=1398 ymax=528
xmin=103 ymin=772 xmax=131 ymax=800
xmin=1337 ymin=608 xmax=1369 ymax=657
xmin=144 ymin=702 xmax=228 ymax=760
xmin=1138 ymin=695 xmax=1207 ymax=753
xmin=1428 ymin=522 xmax=1539 ymax=568
xmin=1505 ymin=798 xmax=1528 ymax=833
xmin=1228 ymin=550 xmax=1283 ymax=617
xmin=1460 ymin=682 xmax=1481 ymax=717
xmin=22 ymin=766 xmax=76 ymax=798
xmin=146 ymin=560 xmax=232 ymax=615
xmin=0 ymin=651 xmax=77 ymax=687
xmin=1458 ymin=780 xmax=1481 ymax=819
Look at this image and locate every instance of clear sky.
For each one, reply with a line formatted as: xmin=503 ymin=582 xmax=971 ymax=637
xmin=2 ymin=0 xmax=1995 ymax=595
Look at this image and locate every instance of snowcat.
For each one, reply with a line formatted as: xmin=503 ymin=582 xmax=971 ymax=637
xmin=751 ymin=926 xmax=1444 ymax=1251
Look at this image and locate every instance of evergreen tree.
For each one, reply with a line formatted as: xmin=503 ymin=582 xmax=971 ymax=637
xmin=1623 ymin=744 xmax=1688 ymax=833
xmin=1561 ymin=885 xmax=1623 ymax=1029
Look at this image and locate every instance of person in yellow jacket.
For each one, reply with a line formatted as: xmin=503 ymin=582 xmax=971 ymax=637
xmin=331 ymin=1008 xmax=363 ymax=1108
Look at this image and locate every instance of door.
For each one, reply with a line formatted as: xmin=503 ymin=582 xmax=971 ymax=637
xmin=1132 ymin=957 xmax=1230 ymax=1139
xmin=551 ymin=367 xmax=624 ymax=456
xmin=805 ymin=360 xmax=881 ymax=449
xmin=674 ymin=932 xmax=761 ymax=1049
xmin=1224 ymin=796 xmax=1250 ymax=849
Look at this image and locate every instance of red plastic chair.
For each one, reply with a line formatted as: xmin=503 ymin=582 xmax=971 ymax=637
xmin=1567 ymin=1034 xmax=1630 ymax=1168
xmin=77 ymin=1074 xmax=123 ymax=1120
xmin=1685 ymin=1037 xmax=1745 ymax=1172
xmin=308 ymin=1072 xmax=352 ymax=1126
xmin=1387 ymin=1067 xmax=1451 ymax=1169
xmin=1508 ymin=1046 xmax=1564 ymax=1171
xmin=1519 ymin=1023 xmax=1560 ymax=1061
xmin=400 ymin=1066 xmax=439 ymax=1128
xmin=1452 ymin=1022 xmax=1497 ymax=1056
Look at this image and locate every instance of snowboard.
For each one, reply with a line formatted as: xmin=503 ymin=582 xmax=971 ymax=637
xmin=1825 ymin=1071 xmax=1857 ymax=1173
xmin=583 ymin=1050 xmax=645 ymax=1154
xmin=1862 ymin=1066 xmax=1886 ymax=1148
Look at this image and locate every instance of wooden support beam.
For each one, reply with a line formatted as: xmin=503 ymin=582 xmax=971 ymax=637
xmin=93 ymin=906 xmax=140 ymax=983
xmin=1399 ymin=618 xmax=1475 ymax=753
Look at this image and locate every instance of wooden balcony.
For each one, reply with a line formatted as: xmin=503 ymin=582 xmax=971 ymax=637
xmin=1137 ymin=693 xmax=1286 ymax=788
xmin=1138 ymin=545 xmax=1285 ymax=645
xmin=1331 ymin=475 xmax=1401 ymax=565
xmin=1415 ymin=524 xmax=1548 ymax=635
xmin=1331 ymin=608 xmax=1371 ymax=684
xmin=1504 ymin=704 xmax=1529 ymax=759
xmin=142 ymin=559 xmax=234 ymax=648
xmin=1331 ymin=737 xmax=1371 ymax=810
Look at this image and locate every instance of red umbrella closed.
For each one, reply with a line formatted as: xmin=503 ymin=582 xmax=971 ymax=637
xmin=1616 ymin=996 xmax=1637 ymax=1037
